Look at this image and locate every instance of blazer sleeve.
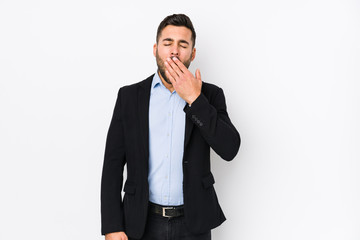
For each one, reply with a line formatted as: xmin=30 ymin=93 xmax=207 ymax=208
xmin=183 ymin=87 xmax=240 ymax=161
xmin=100 ymin=88 xmax=126 ymax=235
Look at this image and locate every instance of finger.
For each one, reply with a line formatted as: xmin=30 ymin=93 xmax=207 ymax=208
xmin=195 ymin=68 xmax=201 ymax=81
xmin=166 ymin=57 xmax=183 ymax=76
xmin=165 ymin=60 xmax=180 ymax=80
xmin=172 ymin=56 xmax=188 ymax=73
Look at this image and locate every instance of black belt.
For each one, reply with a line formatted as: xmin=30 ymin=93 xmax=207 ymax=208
xmin=149 ymin=202 xmax=184 ymax=218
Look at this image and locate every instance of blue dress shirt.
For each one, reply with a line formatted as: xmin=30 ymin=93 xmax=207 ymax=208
xmin=148 ymin=72 xmax=186 ymax=206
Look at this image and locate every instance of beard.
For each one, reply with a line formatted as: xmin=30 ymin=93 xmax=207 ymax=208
xmin=155 ymin=50 xmax=192 ymax=85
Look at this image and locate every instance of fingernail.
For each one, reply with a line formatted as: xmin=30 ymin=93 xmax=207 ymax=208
xmin=167 ymin=57 xmax=171 ymax=62
xmin=171 ymin=56 xmax=178 ymax=61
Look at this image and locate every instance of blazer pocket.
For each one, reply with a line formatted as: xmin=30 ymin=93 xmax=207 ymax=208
xmin=123 ymin=181 xmax=136 ymax=195
xmin=202 ymin=172 xmax=215 ymax=189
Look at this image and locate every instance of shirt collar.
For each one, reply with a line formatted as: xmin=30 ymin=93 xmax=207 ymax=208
xmin=152 ymin=71 xmax=162 ymax=89
xmin=152 ymin=71 xmax=177 ymax=94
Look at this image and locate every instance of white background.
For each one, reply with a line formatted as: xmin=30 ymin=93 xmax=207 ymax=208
xmin=1 ymin=0 xmax=359 ymax=239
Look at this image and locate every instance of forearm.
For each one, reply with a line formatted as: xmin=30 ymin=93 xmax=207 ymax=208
xmin=184 ymin=89 xmax=240 ymax=161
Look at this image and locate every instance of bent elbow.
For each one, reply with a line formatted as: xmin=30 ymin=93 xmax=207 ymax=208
xmin=221 ymin=133 xmax=241 ymax=161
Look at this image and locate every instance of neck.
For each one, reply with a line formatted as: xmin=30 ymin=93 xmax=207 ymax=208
xmin=158 ymin=71 xmax=174 ymax=93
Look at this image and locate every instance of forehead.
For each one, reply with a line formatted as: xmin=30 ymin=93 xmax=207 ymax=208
xmin=159 ymin=25 xmax=192 ymax=42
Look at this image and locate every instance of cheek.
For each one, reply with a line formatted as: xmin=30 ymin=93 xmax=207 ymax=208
xmin=158 ymin=48 xmax=170 ymax=59
xmin=158 ymin=45 xmax=170 ymax=53
xmin=181 ymin=50 xmax=192 ymax=59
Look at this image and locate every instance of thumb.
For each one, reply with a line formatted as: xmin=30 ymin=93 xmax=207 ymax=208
xmin=195 ymin=69 xmax=201 ymax=81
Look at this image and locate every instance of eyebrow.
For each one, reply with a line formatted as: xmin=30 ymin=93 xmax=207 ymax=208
xmin=162 ymin=38 xmax=190 ymax=45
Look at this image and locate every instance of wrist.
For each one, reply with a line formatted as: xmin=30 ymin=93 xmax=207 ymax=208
xmin=188 ymin=92 xmax=201 ymax=105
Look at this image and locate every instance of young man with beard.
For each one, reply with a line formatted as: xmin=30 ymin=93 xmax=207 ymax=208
xmin=101 ymin=14 xmax=240 ymax=240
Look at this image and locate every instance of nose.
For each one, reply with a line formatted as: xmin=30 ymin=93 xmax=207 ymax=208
xmin=171 ymin=46 xmax=179 ymax=56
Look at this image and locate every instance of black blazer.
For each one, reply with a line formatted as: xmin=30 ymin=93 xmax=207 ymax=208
xmin=101 ymin=74 xmax=240 ymax=239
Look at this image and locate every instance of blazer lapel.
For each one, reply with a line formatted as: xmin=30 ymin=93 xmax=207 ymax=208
xmin=138 ymin=75 xmax=153 ymax=163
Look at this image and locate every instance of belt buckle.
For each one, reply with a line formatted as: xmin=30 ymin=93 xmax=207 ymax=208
xmin=162 ymin=207 xmax=174 ymax=217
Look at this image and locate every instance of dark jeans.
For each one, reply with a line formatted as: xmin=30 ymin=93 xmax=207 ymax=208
xmin=130 ymin=211 xmax=211 ymax=240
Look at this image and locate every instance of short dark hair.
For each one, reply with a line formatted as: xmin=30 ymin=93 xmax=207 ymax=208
xmin=156 ymin=14 xmax=196 ymax=48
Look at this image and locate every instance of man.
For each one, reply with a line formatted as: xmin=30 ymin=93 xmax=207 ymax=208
xmin=101 ymin=14 xmax=240 ymax=240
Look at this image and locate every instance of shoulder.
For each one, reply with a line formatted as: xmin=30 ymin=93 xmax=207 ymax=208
xmin=202 ymin=81 xmax=221 ymax=93
xmin=201 ymin=81 xmax=224 ymax=101
xmin=117 ymin=74 xmax=154 ymax=96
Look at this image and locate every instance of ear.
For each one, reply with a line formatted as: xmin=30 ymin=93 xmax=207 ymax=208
xmin=153 ymin=43 xmax=157 ymax=57
xmin=191 ymin=47 xmax=196 ymax=61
